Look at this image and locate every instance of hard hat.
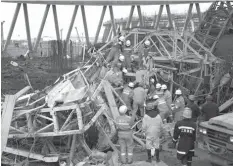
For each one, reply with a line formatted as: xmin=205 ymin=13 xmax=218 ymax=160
xmin=161 ymin=84 xmax=167 ymax=90
xmin=119 ymin=105 xmax=127 ymax=114
xmin=125 ymin=40 xmax=131 ymax=47
xmin=122 ymin=68 xmax=128 ymax=73
xmin=144 ymin=40 xmax=150 ymax=46
xmin=188 ymin=95 xmax=196 ymax=101
xmin=156 ymin=83 xmax=161 ymax=89
xmin=128 ymin=82 xmax=134 ymax=88
xmin=206 ymin=95 xmax=213 ymax=101
xmin=145 ymin=103 xmax=154 ymax=111
xmin=175 ymin=89 xmax=182 ymax=95
xmin=150 ymin=78 xmax=155 ymax=83
xmin=153 ymin=95 xmax=159 ymax=99
xmin=118 ymin=36 xmax=125 ymax=42
xmin=119 ymin=55 xmax=125 ymax=61
xmin=182 ymin=107 xmax=192 ymax=119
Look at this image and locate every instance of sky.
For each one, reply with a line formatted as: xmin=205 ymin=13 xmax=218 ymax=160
xmin=0 ymin=2 xmax=211 ymax=40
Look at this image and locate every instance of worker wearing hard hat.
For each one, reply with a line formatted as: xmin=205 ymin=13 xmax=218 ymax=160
xmin=186 ymin=95 xmax=200 ymax=122
xmin=123 ymin=40 xmax=133 ymax=71
xmin=142 ymin=102 xmax=164 ymax=163
xmin=154 ymin=83 xmax=163 ymax=97
xmin=147 ymin=78 xmax=156 ymax=97
xmin=169 ymin=107 xmax=196 ymax=166
xmin=201 ymin=95 xmax=219 ymax=121
xmin=172 ymin=89 xmax=185 ymax=122
xmin=121 ymin=82 xmax=134 ymax=111
xmin=138 ymin=40 xmax=151 ymax=69
xmin=161 ymin=84 xmax=172 ymax=106
xmin=111 ymin=54 xmax=127 ymax=73
xmin=106 ymin=35 xmax=125 ymax=64
xmin=132 ymin=82 xmax=147 ymax=116
xmin=115 ymin=105 xmax=137 ymax=164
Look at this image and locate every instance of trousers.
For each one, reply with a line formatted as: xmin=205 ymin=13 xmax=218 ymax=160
xmin=118 ymin=134 xmax=134 ymax=164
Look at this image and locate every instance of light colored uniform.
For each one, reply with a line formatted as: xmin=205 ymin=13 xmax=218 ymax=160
xmin=174 ymin=96 xmax=185 ymax=122
xmin=132 ymin=87 xmax=146 ymax=116
xmin=164 ymin=90 xmax=172 ymax=106
xmin=121 ymin=86 xmax=133 ymax=110
xmin=123 ymin=47 xmax=132 ymax=70
xmin=115 ymin=115 xmax=134 ymax=164
xmin=106 ymin=44 xmax=121 ymax=63
xmin=154 ymin=98 xmax=171 ymax=120
xmin=142 ymin=114 xmax=164 ymax=149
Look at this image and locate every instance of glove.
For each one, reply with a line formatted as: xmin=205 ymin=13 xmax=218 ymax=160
xmin=168 ymin=142 xmax=176 ymax=149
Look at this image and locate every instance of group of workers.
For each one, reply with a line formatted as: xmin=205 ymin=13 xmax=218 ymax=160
xmin=105 ymin=35 xmax=220 ymax=166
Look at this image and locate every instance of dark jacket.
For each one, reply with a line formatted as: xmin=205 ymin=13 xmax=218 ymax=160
xmin=201 ymin=101 xmax=219 ymax=121
xmin=172 ymin=119 xmax=196 ymax=157
xmin=187 ymin=102 xmax=201 ymax=122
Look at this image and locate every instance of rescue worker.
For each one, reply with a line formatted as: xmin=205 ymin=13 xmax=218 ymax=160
xmin=161 ymin=84 xmax=172 ymax=106
xmin=105 ymin=35 xmax=125 ymax=64
xmin=186 ymin=95 xmax=200 ymax=122
xmin=123 ymin=40 xmax=132 ymax=71
xmin=169 ymin=107 xmax=196 ymax=166
xmin=121 ymin=82 xmax=134 ymax=111
xmin=132 ymin=82 xmax=147 ymax=117
xmin=201 ymin=95 xmax=219 ymax=121
xmin=153 ymin=95 xmax=171 ymax=123
xmin=139 ymin=40 xmax=150 ymax=69
xmin=142 ymin=103 xmax=164 ymax=163
xmin=155 ymin=83 xmax=162 ymax=96
xmin=111 ymin=54 xmax=127 ymax=73
xmin=115 ymin=105 xmax=137 ymax=164
xmin=172 ymin=89 xmax=185 ymax=122
xmin=148 ymin=78 xmax=156 ymax=97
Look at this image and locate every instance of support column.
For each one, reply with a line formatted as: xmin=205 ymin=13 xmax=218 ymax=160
xmin=137 ymin=5 xmax=144 ymax=27
xmin=52 ymin=5 xmax=60 ymax=41
xmin=33 ymin=5 xmax=50 ymax=52
xmin=183 ymin=3 xmax=193 ymax=34
xmin=4 ymin=3 xmax=21 ymax=51
xmin=23 ymin=4 xmax=33 ymax=52
xmin=195 ymin=3 xmax=202 ymax=22
xmin=126 ymin=6 xmax=135 ymax=29
xmin=81 ymin=5 xmax=90 ymax=46
xmin=154 ymin=5 xmax=164 ymax=30
xmin=94 ymin=6 xmax=107 ymax=44
xmin=109 ymin=6 xmax=117 ymax=36
xmin=66 ymin=6 xmax=79 ymax=45
xmin=166 ymin=5 xmax=173 ymax=29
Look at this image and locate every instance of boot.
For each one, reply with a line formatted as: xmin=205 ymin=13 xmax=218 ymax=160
xmin=155 ymin=149 xmax=160 ymax=162
xmin=146 ymin=149 xmax=152 ymax=163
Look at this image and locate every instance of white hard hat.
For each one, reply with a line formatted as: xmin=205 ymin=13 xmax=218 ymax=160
xmin=156 ymin=83 xmax=161 ymax=89
xmin=153 ymin=95 xmax=159 ymax=99
xmin=119 ymin=105 xmax=127 ymax=114
xmin=175 ymin=89 xmax=182 ymax=95
xmin=144 ymin=40 xmax=150 ymax=46
xmin=125 ymin=40 xmax=131 ymax=47
xmin=183 ymin=107 xmax=192 ymax=119
xmin=150 ymin=78 xmax=155 ymax=83
xmin=122 ymin=68 xmax=128 ymax=73
xmin=128 ymin=82 xmax=134 ymax=88
xmin=161 ymin=84 xmax=167 ymax=90
xmin=119 ymin=55 xmax=125 ymax=61
xmin=118 ymin=36 xmax=125 ymax=42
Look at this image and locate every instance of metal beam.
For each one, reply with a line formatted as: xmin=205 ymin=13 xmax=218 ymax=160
xmin=81 ymin=5 xmax=90 ymax=46
xmin=195 ymin=3 xmax=202 ymax=22
xmin=183 ymin=3 xmax=193 ymax=33
xmin=3 ymin=3 xmax=21 ymax=51
xmin=137 ymin=5 xmax=144 ymax=27
xmin=33 ymin=4 xmax=50 ymax=52
xmin=109 ymin=6 xmax=117 ymax=36
xmin=66 ymin=5 xmax=79 ymax=44
xmin=166 ymin=4 xmax=173 ymax=29
xmin=154 ymin=5 xmax=163 ymax=30
xmin=94 ymin=6 xmax=107 ymax=44
xmin=126 ymin=5 xmax=135 ymax=29
xmin=52 ymin=5 xmax=60 ymax=40
xmin=23 ymin=3 xmax=32 ymax=51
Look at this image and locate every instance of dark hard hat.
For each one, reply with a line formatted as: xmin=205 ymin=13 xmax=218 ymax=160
xmin=206 ymin=95 xmax=213 ymax=101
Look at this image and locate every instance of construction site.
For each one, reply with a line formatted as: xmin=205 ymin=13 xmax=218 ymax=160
xmin=1 ymin=0 xmax=233 ymax=166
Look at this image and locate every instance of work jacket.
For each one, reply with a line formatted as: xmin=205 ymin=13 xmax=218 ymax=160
xmin=106 ymin=44 xmax=122 ymax=63
xmin=133 ymin=87 xmax=147 ymax=104
xmin=123 ymin=47 xmax=132 ymax=69
xmin=115 ymin=115 xmax=134 ymax=138
xmin=154 ymin=98 xmax=170 ymax=114
xmin=201 ymin=101 xmax=219 ymax=121
xmin=172 ymin=119 xmax=196 ymax=156
xmin=121 ymin=86 xmax=133 ymax=105
xmin=187 ymin=102 xmax=201 ymax=122
xmin=164 ymin=90 xmax=172 ymax=107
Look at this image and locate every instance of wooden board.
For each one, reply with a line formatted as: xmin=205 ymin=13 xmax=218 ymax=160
xmin=219 ymin=97 xmax=233 ymax=112
xmin=103 ymin=81 xmax=120 ymax=120
xmin=1 ymin=95 xmax=16 ymax=155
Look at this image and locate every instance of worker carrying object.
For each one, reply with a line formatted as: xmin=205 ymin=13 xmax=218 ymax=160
xmin=186 ymin=95 xmax=200 ymax=122
xmin=132 ymin=82 xmax=147 ymax=117
xmin=153 ymin=95 xmax=171 ymax=122
xmin=169 ymin=107 xmax=196 ymax=166
xmin=105 ymin=35 xmax=125 ymax=64
xmin=201 ymin=95 xmax=219 ymax=121
xmin=172 ymin=89 xmax=185 ymax=122
xmin=142 ymin=103 xmax=164 ymax=163
xmin=123 ymin=40 xmax=133 ymax=71
xmin=121 ymin=82 xmax=134 ymax=110
xmin=115 ymin=105 xmax=137 ymax=164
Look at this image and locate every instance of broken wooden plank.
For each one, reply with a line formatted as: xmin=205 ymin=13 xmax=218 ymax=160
xmin=15 ymin=86 xmax=31 ymax=99
xmin=4 ymin=147 xmax=58 ymax=162
xmin=178 ymin=67 xmax=201 ymax=75
xmin=153 ymin=63 xmax=177 ymax=71
xmin=219 ymin=97 xmax=233 ymax=113
xmin=1 ymin=95 xmax=16 ymax=155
